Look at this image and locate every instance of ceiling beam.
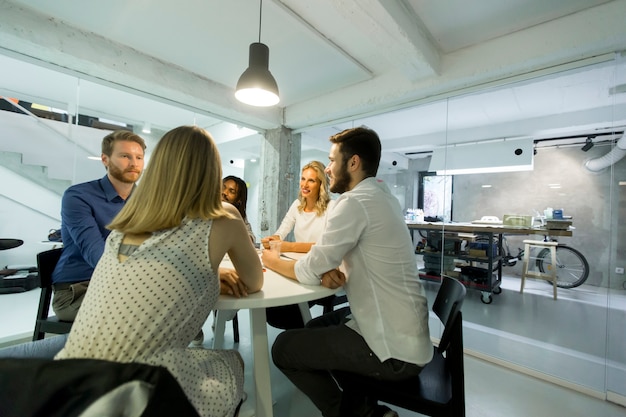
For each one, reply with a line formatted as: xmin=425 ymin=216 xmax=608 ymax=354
xmin=284 ymin=0 xmax=626 ymax=130
xmin=0 ymin=0 xmax=282 ymax=130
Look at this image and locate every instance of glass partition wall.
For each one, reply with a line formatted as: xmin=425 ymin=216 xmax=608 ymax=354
xmin=417 ymin=56 xmax=625 ymax=402
xmin=606 ymin=53 xmax=626 ymax=404
xmin=1 ymin=51 xmax=624 ymax=404
xmin=0 ymin=53 xmax=262 ymax=268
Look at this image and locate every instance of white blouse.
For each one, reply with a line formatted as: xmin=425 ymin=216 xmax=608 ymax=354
xmin=274 ymin=199 xmax=335 ymax=243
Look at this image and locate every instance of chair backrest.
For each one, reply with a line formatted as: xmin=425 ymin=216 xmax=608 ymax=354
xmin=36 ymin=248 xmax=63 ymax=289
xmin=33 ymin=248 xmax=68 ymax=341
xmin=330 ymin=276 xmax=468 ymax=416
xmin=432 ymin=276 xmax=466 ymax=353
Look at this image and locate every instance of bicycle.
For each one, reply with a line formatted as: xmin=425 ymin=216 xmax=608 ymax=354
xmin=500 ymin=234 xmax=589 ymax=288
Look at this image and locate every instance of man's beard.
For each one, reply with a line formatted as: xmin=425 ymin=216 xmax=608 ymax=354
xmin=329 ymin=162 xmax=350 ymax=194
xmin=108 ymin=162 xmax=140 ymax=184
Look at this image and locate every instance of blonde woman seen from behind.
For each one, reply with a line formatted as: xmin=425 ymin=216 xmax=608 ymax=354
xmin=55 ymin=126 xmax=263 ymax=417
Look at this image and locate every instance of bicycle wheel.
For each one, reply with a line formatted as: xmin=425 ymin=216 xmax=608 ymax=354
xmin=536 ymin=245 xmax=589 ymax=288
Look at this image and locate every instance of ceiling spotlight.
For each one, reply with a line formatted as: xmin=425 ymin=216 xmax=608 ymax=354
xmin=581 ymin=137 xmax=594 ymax=152
xmin=235 ymin=0 xmax=280 ymax=107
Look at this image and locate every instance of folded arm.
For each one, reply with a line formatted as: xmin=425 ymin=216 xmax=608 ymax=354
xmin=261 ymin=249 xmax=345 ymax=288
xmin=211 ymin=204 xmax=263 ymax=294
xmin=218 ymin=267 xmax=249 ymax=297
xmin=62 ymin=189 xmax=107 ymax=267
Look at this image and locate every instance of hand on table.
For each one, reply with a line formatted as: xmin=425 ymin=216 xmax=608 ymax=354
xmin=260 ymin=235 xmax=281 ymax=250
xmin=219 ymin=267 xmax=248 ymax=297
xmin=261 ymin=247 xmax=280 ymax=270
xmin=321 ymin=268 xmax=346 ymax=289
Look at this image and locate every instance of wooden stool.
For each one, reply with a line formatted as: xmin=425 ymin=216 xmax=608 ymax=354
xmin=520 ymin=240 xmax=559 ymax=300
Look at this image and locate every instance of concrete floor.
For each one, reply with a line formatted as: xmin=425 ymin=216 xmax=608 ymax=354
xmin=1 ymin=272 xmax=625 ymax=417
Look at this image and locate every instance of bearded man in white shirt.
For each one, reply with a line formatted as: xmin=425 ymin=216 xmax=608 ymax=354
xmin=262 ymin=126 xmax=432 ymax=417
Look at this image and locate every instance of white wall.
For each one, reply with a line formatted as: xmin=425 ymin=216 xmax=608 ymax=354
xmin=0 ymin=195 xmax=60 ymax=268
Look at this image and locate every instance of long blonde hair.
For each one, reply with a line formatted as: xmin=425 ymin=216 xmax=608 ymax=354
xmin=297 ymin=160 xmax=331 ymax=216
xmin=108 ymin=125 xmax=232 ymax=233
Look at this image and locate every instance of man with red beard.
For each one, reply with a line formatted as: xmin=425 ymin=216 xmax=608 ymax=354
xmin=51 ymin=130 xmax=146 ymax=322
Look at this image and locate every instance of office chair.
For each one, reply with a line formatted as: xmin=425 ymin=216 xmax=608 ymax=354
xmin=32 ymin=248 xmax=73 ymax=341
xmin=333 ymin=276 xmax=467 ymax=417
xmin=314 ymin=292 xmax=348 ymax=314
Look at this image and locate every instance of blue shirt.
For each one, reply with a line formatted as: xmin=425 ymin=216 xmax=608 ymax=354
xmin=52 ymin=175 xmax=130 ymax=284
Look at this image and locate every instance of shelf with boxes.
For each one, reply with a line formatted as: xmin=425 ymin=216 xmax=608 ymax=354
xmin=408 ymin=220 xmax=575 ymax=302
xmin=414 ymin=228 xmax=502 ymax=304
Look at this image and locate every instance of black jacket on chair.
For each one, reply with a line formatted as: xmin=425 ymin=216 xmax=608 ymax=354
xmin=0 ymin=358 xmax=200 ymax=417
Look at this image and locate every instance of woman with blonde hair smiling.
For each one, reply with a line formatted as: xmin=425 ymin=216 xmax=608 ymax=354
xmin=261 ymin=160 xmax=333 ymax=253
xmin=261 ymin=160 xmax=337 ymax=329
xmin=55 ymin=125 xmax=263 ymax=417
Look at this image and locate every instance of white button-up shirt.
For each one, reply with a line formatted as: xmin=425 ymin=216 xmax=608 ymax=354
xmin=295 ymin=178 xmax=433 ymax=366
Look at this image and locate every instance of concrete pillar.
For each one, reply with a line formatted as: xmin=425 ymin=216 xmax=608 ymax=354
xmin=258 ymin=127 xmax=301 ymax=237
xmin=408 ymin=158 xmax=431 ymax=208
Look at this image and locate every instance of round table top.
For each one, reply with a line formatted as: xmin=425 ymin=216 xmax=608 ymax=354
xmin=0 ymin=239 xmax=24 ymax=251
xmin=216 ymin=257 xmax=338 ymax=310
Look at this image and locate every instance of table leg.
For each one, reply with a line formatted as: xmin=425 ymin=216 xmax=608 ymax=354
xmin=297 ymin=302 xmax=312 ymax=324
xmin=249 ymin=308 xmax=273 ymax=417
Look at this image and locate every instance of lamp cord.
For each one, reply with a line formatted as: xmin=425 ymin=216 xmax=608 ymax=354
xmin=258 ymin=0 xmax=263 ymax=42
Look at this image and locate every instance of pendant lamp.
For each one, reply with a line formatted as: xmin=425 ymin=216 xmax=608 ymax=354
xmin=235 ymin=0 xmax=280 ymax=106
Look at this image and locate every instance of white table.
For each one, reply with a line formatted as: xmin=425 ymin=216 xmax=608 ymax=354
xmin=40 ymin=241 xmax=63 ymax=249
xmin=214 ymin=257 xmax=338 ymax=417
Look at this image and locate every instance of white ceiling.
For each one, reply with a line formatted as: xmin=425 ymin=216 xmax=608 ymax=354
xmin=1 ymin=0 xmax=626 ymax=171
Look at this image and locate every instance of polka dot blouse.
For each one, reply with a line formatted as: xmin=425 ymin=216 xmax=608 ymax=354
xmin=56 ymin=218 xmax=244 ymax=417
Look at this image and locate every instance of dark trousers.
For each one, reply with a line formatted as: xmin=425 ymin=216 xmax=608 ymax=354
xmin=271 ymin=307 xmax=423 ymax=417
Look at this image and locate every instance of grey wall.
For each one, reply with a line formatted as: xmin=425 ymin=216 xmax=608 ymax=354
xmin=451 ymin=144 xmax=625 ymax=289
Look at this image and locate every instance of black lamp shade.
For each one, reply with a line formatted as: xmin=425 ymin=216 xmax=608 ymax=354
xmin=235 ymin=43 xmax=280 ymax=106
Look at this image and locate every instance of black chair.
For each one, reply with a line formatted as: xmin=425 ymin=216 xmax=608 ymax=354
xmin=33 ymin=248 xmax=73 ymax=341
xmin=333 ymin=276 xmax=467 ymax=417
xmin=315 ymin=292 xmax=349 ymax=314
xmin=232 ymin=313 xmax=240 ymax=343
xmin=267 ymin=293 xmax=350 ymax=330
